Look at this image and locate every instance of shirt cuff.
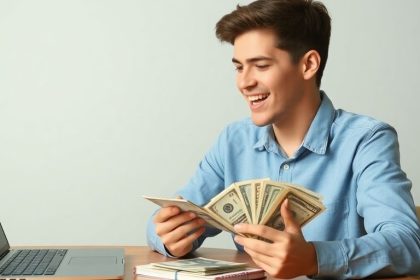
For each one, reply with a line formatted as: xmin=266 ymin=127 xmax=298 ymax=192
xmin=311 ymin=241 xmax=348 ymax=278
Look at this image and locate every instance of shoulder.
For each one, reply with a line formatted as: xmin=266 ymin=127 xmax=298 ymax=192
xmin=332 ymin=109 xmax=397 ymax=140
xmin=329 ymin=109 xmax=403 ymax=173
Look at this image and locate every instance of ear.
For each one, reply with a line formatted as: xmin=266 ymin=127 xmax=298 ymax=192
xmin=301 ymin=50 xmax=320 ymax=81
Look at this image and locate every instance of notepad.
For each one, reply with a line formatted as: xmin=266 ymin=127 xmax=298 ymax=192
xmin=134 ymin=264 xmax=266 ymax=280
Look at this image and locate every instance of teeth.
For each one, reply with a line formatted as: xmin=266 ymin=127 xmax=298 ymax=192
xmin=248 ymin=94 xmax=269 ymax=102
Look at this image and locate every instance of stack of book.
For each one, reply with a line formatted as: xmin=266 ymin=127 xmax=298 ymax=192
xmin=134 ymin=257 xmax=265 ymax=280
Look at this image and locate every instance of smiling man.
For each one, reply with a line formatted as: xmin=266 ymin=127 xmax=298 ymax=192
xmin=231 ymin=28 xmax=321 ymax=158
xmin=146 ymin=0 xmax=420 ymax=278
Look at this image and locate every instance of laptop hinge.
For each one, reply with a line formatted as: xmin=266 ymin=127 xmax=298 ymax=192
xmin=0 ymin=249 xmax=10 ymax=261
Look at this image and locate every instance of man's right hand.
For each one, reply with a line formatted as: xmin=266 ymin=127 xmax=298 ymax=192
xmin=153 ymin=206 xmax=206 ymax=257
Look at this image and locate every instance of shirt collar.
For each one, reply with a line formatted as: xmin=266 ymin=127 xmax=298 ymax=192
xmin=302 ymin=91 xmax=335 ymax=155
xmin=253 ymin=125 xmax=279 ymax=154
xmin=253 ymin=91 xmax=335 ymax=155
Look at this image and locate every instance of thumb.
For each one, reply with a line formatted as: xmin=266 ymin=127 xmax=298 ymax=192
xmin=281 ymin=198 xmax=301 ymax=235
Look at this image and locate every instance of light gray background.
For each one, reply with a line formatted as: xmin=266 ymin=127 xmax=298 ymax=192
xmin=0 ymin=1 xmax=419 ymax=249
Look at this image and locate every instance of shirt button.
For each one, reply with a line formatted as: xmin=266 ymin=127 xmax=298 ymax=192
xmin=283 ymin=164 xmax=289 ymax=170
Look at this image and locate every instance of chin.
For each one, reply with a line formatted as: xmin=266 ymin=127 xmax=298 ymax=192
xmin=251 ymin=115 xmax=271 ymax=127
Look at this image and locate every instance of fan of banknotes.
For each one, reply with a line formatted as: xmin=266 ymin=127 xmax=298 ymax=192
xmin=144 ymin=179 xmax=325 ymax=237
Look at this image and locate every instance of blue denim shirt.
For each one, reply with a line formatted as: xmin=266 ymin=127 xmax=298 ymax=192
xmin=146 ymin=92 xmax=420 ymax=278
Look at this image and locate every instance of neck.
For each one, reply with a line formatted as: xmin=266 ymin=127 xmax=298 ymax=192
xmin=272 ymin=89 xmax=321 ymax=157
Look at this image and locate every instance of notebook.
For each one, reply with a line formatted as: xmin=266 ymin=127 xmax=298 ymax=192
xmin=0 ymin=222 xmax=124 ymax=280
xmin=134 ymin=257 xmax=266 ymax=280
xmin=135 ymin=264 xmax=266 ymax=280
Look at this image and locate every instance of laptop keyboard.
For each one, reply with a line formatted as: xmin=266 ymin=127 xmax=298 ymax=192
xmin=0 ymin=249 xmax=67 ymax=276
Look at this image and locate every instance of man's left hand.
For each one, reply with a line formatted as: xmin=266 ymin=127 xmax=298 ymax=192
xmin=233 ymin=199 xmax=318 ymax=279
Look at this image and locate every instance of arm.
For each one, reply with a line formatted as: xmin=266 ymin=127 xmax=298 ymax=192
xmin=313 ymin=124 xmax=420 ymax=278
xmin=234 ymin=123 xmax=420 ymax=279
xmin=146 ymin=128 xmax=228 ymax=256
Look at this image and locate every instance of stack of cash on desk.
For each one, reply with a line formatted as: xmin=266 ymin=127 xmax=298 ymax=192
xmin=135 ymin=257 xmax=265 ymax=280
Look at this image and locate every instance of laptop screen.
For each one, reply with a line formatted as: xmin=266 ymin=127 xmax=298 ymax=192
xmin=0 ymin=223 xmax=10 ymax=258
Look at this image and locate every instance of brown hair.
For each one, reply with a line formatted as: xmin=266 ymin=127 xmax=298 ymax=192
xmin=215 ymin=0 xmax=331 ymax=87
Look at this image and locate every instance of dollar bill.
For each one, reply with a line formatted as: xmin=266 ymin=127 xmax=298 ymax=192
xmin=252 ymin=181 xmax=263 ymax=224
xmin=205 ymin=187 xmax=249 ymax=227
xmin=261 ymin=191 xmax=324 ymax=231
xmin=256 ymin=181 xmax=288 ymax=224
xmin=284 ymin=182 xmax=323 ymax=201
xmin=235 ymin=181 xmax=254 ymax=224
xmin=142 ymin=195 xmax=236 ymax=234
xmin=151 ymin=257 xmax=246 ymax=274
xmin=286 ymin=191 xmax=325 ymax=226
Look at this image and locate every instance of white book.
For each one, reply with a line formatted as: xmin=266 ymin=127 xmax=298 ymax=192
xmin=134 ymin=264 xmax=266 ymax=280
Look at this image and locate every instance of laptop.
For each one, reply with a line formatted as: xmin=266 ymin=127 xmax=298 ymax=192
xmin=0 ymin=223 xmax=124 ymax=280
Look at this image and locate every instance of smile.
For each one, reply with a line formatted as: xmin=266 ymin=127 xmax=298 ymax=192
xmin=247 ymin=93 xmax=270 ymax=104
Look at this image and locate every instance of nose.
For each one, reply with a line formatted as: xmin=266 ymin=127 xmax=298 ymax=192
xmin=237 ymin=69 xmax=257 ymax=91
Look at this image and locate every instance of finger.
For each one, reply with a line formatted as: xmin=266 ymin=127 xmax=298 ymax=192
xmin=252 ymin=258 xmax=274 ymax=276
xmin=234 ymin=223 xmax=285 ymax=242
xmin=281 ymin=198 xmax=301 ymax=235
xmin=161 ymin=218 xmax=205 ymax=244
xmin=233 ymin=235 xmax=245 ymax=247
xmin=234 ymin=235 xmax=273 ymax=257
xmin=155 ymin=212 xmax=197 ymax=236
xmin=243 ymin=247 xmax=275 ymax=274
xmin=166 ymin=226 xmax=206 ymax=257
xmin=170 ymin=226 xmax=206 ymax=250
xmin=153 ymin=206 xmax=181 ymax=223
xmin=244 ymin=247 xmax=274 ymax=266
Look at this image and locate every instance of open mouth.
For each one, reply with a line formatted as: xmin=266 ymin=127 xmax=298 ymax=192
xmin=248 ymin=93 xmax=269 ymax=105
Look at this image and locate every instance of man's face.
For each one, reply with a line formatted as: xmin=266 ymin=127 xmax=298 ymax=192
xmin=233 ymin=28 xmax=305 ymax=127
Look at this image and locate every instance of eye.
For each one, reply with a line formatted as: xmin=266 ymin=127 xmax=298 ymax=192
xmin=234 ymin=65 xmax=243 ymax=72
xmin=255 ymin=64 xmax=269 ymax=70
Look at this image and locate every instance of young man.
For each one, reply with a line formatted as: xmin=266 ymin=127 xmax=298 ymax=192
xmin=147 ymin=0 xmax=420 ymax=278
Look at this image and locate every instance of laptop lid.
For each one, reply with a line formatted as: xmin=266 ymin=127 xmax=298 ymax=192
xmin=0 ymin=223 xmax=10 ymax=261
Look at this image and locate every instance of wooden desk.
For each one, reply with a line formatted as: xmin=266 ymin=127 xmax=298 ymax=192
xmin=125 ymin=246 xmax=419 ymax=280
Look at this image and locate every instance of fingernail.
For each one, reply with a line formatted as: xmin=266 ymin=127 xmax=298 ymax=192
xmin=234 ymin=224 xmax=243 ymax=231
xmin=189 ymin=212 xmax=196 ymax=218
xmin=234 ymin=235 xmax=241 ymax=243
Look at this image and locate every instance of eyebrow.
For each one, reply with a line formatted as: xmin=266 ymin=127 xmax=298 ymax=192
xmin=232 ymin=56 xmax=274 ymax=64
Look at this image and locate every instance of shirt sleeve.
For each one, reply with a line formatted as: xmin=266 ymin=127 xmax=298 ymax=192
xmin=313 ymin=123 xmax=420 ymax=278
xmin=146 ymin=127 xmax=229 ymax=256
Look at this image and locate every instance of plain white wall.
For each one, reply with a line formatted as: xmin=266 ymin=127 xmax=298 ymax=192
xmin=0 ymin=1 xmax=419 ymax=249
